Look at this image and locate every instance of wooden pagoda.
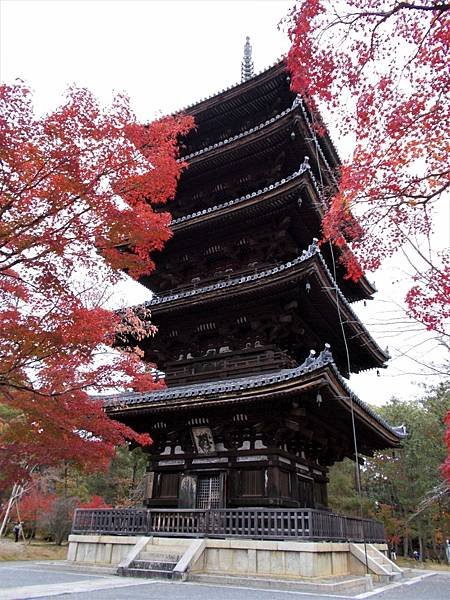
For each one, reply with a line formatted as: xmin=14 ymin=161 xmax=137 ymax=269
xmin=105 ymin=45 xmax=405 ymax=514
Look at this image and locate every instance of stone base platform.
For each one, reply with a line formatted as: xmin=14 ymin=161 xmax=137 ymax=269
xmin=68 ymin=534 xmax=402 ymax=586
xmin=191 ymin=539 xmax=371 ymax=579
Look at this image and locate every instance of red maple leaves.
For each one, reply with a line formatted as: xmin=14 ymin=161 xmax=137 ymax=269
xmin=286 ymin=0 xmax=450 ymax=484
xmin=286 ymin=0 xmax=450 ymax=336
xmin=0 ymin=83 xmax=193 ymax=482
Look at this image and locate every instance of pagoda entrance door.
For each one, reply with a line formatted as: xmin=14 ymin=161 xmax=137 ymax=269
xmin=196 ymin=474 xmax=224 ymax=509
xmin=297 ymin=474 xmax=314 ymax=507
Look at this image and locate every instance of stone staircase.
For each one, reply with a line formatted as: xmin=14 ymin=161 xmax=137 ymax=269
xmin=117 ymin=538 xmax=189 ymax=579
xmin=350 ymin=543 xmax=404 ymax=583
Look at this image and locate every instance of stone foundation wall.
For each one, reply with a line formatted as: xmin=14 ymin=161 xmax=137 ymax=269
xmin=67 ymin=534 xmax=388 ymax=579
xmin=192 ymin=540 xmax=352 ymax=578
xmin=67 ymin=535 xmax=139 ymax=565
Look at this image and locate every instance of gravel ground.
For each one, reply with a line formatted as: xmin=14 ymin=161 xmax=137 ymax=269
xmin=0 ymin=561 xmax=449 ymax=600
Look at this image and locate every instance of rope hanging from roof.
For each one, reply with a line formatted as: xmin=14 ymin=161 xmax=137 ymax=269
xmin=241 ymin=36 xmax=254 ymax=82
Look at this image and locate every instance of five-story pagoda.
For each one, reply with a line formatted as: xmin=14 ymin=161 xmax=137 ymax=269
xmin=105 ymin=40 xmax=404 ymax=512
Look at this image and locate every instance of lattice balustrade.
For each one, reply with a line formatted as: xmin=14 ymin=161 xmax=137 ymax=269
xmin=72 ymin=507 xmax=385 ymax=542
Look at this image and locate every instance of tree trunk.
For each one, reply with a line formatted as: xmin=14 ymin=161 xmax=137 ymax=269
xmin=403 ymin=535 xmax=409 ymax=557
xmin=0 ymin=484 xmax=18 ymax=537
xmin=0 ymin=484 xmax=24 ymax=537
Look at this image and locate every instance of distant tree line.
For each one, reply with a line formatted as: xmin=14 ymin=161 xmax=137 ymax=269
xmin=328 ymin=382 xmax=449 ymax=561
xmin=0 ymin=445 xmax=147 ymax=544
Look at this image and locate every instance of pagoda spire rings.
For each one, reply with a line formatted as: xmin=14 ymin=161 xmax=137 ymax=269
xmin=241 ymin=36 xmax=255 ymax=82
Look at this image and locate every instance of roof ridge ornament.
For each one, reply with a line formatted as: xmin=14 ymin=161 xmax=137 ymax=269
xmin=241 ymin=36 xmax=254 ymax=82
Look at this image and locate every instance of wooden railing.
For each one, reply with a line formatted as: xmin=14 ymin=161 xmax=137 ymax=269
xmin=72 ymin=508 xmax=385 ymax=542
xmin=166 ymin=349 xmax=296 ymax=385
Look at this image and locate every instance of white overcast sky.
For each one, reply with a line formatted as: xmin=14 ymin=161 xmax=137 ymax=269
xmin=1 ymin=0 xmax=448 ymax=406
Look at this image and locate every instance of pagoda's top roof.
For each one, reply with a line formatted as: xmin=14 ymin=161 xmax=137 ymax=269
xmin=176 ymin=105 xmax=300 ymax=182
xmin=170 ymin=59 xmax=341 ymax=174
xmin=102 ymin=345 xmax=405 ymax=445
xmin=176 ymin=60 xmax=286 ymax=118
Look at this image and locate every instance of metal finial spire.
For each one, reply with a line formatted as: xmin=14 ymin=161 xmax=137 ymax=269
xmin=241 ymin=36 xmax=254 ymax=82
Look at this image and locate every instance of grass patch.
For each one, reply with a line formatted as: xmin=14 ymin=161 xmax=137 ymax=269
xmin=0 ymin=538 xmax=67 ymax=561
xmin=397 ymin=557 xmax=450 ymax=571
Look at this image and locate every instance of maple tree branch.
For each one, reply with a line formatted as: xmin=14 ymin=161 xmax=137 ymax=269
xmin=354 ymin=176 xmax=449 ymax=207
xmin=321 ymin=1 xmax=450 ymax=75
xmin=336 ymin=2 xmax=449 ymax=24
xmin=400 ymin=228 xmax=444 ymax=275
xmin=0 ymin=204 xmax=93 ymax=271
xmin=0 ymin=185 xmax=93 ymax=251
xmin=0 ymin=156 xmax=78 ymax=220
xmin=400 ymin=13 xmax=441 ymax=74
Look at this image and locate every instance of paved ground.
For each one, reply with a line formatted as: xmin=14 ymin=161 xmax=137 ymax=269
xmin=0 ymin=562 xmax=449 ymax=600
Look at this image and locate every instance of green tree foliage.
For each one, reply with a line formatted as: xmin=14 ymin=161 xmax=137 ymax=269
xmin=328 ymin=383 xmax=449 ymax=560
xmin=367 ymin=384 xmax=449 ymax=560
xmin=43 ymin=445 xmax=148 ymax=507
xmin=82 ymin=445 xmax=148 ymax=507
xmin=327 ymin=458 xmax=371 ymax=517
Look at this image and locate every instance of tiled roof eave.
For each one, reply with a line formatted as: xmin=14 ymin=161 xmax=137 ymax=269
xmin=171 ymin=161 xmax=312 ymax=230
xmin=102 ymin=350 xmax=333 ymax=409
xmin=178 ymin=104 xmax=297 ymax=164
xmin=314 ymin=253 xmax=389 ymax=364
xmin=145 ymin=240 xmax=321 ymax=309
xmin=169 ymin=169 xmax=374 ymax=303
xmin=142 ymin=245 xmax=388 ymax=366
xmin=102 ymin=348 xmax=404 ymax=443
